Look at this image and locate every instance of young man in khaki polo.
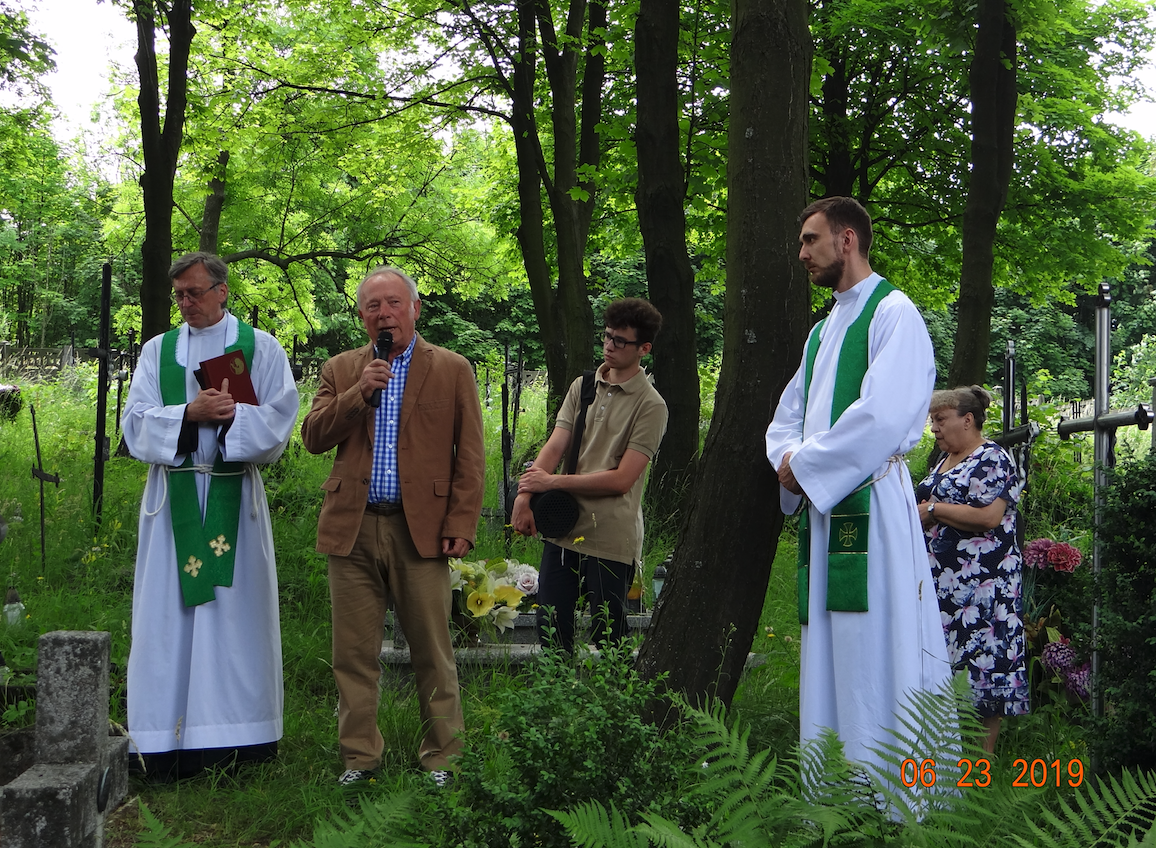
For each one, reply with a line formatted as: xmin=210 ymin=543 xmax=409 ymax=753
xmin=512 ymin=298 xmax=668 ymax=652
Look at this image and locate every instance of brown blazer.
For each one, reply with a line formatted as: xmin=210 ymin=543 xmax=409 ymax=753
xmin=301 ymin=334 xmax=485 ymax=558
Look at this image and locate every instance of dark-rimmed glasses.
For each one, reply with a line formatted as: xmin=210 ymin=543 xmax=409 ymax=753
xmin=171 ymin=281 xmax=223 ymax=305
xmin=601 ymin=330 xmax=642 ymax=349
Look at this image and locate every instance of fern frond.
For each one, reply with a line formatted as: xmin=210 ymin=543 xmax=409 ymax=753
xmin=1014 ymin=768 xmax=1156 ymax=848
xmin=550 ymin=800 xmax=652 ymax=848
xmin=306 ymin=790 xmax=430 ymax=848
xmin=636 ymin=810 xmax=722 ymax=848
xmin=136 ymin=803 xmax=196 ymax=848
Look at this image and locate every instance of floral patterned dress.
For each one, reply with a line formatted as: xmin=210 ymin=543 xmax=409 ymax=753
xmin=916 ymin=441 xmax=1030 ymax=718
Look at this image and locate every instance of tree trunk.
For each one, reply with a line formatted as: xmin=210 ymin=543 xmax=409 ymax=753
xmin=948 ymin=0 xmax=1016 ymax=388
xmin=637 ymin=0 xmax=812 ymax=708
xmin=135 ymin=0 xmax=194 ymax=343
xmin=199 ymin=150 xmax=230 ymax=254
xmin=634 ymin=0 xmax=701 ymax=524
xmin=505 ymin=0 xmax=603 ymax=416
xmin=817 ymin=53 xmax=857 ymax=198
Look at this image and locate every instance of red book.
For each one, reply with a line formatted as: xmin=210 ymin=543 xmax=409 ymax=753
xmin=196 ymin=350 xmax=259 ymax=405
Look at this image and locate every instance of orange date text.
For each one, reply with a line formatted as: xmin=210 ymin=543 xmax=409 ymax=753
xmin=898 ymin=758 xmax=1084 ymax=788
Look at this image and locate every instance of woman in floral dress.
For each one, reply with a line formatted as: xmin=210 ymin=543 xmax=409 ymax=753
xmin=916 ymin=386 xmax=1028 ymax=753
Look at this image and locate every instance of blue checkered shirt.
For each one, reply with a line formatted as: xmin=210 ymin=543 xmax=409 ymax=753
xmin=368 ymin=334 xmax=415 ymax=504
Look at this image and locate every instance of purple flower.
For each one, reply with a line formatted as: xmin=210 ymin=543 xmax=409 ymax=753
xmin=1064 ymin=662 xmax=1091 ymax=700
xmin=1041 ymin=638 xmax=1076 ymax=672
xmin=1023 ymin=538 xmax=1054 ymax=569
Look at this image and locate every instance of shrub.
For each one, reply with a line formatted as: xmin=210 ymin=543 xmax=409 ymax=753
xmin=1093 ymin=451 xmax=1156 ymax=772
xmin=447 ymin=643 xmax=706 ymax=847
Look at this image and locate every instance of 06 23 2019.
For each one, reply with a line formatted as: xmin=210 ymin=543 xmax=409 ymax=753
xmin=899 ymin=757 xmax=1085 ymax=788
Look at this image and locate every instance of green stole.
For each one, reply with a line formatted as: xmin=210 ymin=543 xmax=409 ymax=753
xmin=159 ymin=320 xmax=255 ymax=607
xmin=797 ymin=280 xmax=896 ymax=624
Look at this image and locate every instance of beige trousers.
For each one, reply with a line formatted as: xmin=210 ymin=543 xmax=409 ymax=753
xmin=327 ymin=510 xmax=462 ymax=771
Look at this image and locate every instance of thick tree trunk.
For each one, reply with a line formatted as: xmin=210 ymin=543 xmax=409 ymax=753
xmin=637 ymin=0 xmax=812 ymax=708
xmin=199 ymin=150 xmax=230 ymax=254
xmin=634 ymin=0 xmax=701 ymax=523
xmin=135 ymin=0 xmax=194 ymax=343
xmin=948 ymin=0 xmax=1016 ymax=388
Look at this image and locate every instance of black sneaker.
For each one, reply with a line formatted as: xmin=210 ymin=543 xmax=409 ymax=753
xmin=337 ymin=768 xmax=378 ymax=786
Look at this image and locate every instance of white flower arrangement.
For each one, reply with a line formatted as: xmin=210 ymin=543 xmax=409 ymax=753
xmin=448 ymin=557 xmax=539 ymax=632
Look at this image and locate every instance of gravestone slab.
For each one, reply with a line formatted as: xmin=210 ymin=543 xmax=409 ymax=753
xmin=35 ymin=632 xmax=109 ymax=765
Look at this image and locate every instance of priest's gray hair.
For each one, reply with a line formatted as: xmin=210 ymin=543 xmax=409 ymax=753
xmin=356 ymin=266 xmax=419 ymax=307
xmin=169 ymin=252 xmax=228 ymax=288
xmin=929 ymin=385 xmax=992 ymax=430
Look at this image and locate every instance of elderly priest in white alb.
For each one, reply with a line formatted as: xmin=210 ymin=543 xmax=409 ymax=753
xmin=122 ymin=252 xmax=299 ymax=781
xmin=765 ymin=198 xmax=951 ymax=787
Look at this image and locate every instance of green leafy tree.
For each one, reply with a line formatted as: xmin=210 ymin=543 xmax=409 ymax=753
xmin=105 ymin=0 xmax=522 ymax=352
xmin=0 ymin=120 xmax=115 ymax=348
xmin=0 ymin=1 xmax=53 ymax=95
xmin=809 ymin=0 xmax=1156 ymax=381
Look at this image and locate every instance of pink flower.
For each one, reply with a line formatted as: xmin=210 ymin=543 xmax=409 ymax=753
xmin=1046 ymin=542 xmax=1082 ymax=573
xmin=1063 ymin=661 xmax=1091 ymax=700
xmin=1023 ymin=538 xmax=1054 ymax=569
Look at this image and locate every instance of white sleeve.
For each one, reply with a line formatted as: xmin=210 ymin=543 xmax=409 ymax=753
xmin=788 ymin=295 xmax=934 ymax=514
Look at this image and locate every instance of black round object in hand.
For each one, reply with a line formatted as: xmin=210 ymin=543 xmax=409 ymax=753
xmin=530 ymin=491 xmax=580 ymax=538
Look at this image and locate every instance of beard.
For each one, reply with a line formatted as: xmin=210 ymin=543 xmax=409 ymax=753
xmin=811 ymin=254 xmax=844 ymax=289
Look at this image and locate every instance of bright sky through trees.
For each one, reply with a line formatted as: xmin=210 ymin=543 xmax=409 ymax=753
xmin=23 ymin=0 xmax=1156 ymax=144
xmin=24 ymin=0 xmax=134 ymax=141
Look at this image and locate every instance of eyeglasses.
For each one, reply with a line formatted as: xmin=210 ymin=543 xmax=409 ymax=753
xmin=601 ymin=330 xmax=643 ymax=350
xmin=171 ymin=281 xmax=223 ymax=304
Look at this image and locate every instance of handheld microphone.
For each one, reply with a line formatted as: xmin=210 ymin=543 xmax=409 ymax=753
xmin=369 ymin=330 xmax=393 ymax=408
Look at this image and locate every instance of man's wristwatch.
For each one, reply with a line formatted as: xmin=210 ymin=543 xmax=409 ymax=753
xmin=927 ymin=503 xmax=936 ymax=516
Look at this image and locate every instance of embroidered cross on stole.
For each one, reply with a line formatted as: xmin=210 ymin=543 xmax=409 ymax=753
xmin=159 ymin=321 xmax=255 ymax=606
xmin=797 ymin=280 xmax=895 ymax=624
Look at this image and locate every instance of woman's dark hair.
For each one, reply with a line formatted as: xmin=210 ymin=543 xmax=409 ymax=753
xmin=929 ymin=385 xmax=992 ymax=430
xmin=604 ymin=298 xmax=663 ymax=344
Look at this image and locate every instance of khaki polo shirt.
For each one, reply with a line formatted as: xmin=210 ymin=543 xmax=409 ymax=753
xmin=545 ymin=363 xmax=668 ymax=566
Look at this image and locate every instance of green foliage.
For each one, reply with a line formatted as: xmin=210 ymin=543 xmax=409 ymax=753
xmin=300 ymin=790 xmax=430 ymax=848
xmin=0 ymin=117 xmax=117 ymax=348
xmin=0 ymin=1 xmax=54 ymax=95
xmin=1013 ymin=768 xmax=1156 ymax=848
xmin=1018 ymin=410 xmax=1094 ymax=545
xmin=812 ymin=0 xmax=1156 ymax=320
xmin=1112 ymin=334 xmax=1156 ymax=408
xmin=554 ymin=675 xmax=1080 ymax=848
xmin=1094 ymin=452 xmax=1156 ymax=773
xmin=136 ymin=803 xmax=195 ymax=848
xmin=447 ymin=644 xmax=705 ymax=847
xmin=1 ymin=697 xmax=33 ymax=726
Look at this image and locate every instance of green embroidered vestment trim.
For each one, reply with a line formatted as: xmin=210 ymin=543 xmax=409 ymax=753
xmin=796 ymin=280 xmax=896 ymax=624
xmin=159 ymin=320 xmax=255 ymax=606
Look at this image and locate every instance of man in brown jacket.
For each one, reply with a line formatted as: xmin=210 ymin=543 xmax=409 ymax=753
xmin=301 ymin=266 xmax=484 ymax=786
